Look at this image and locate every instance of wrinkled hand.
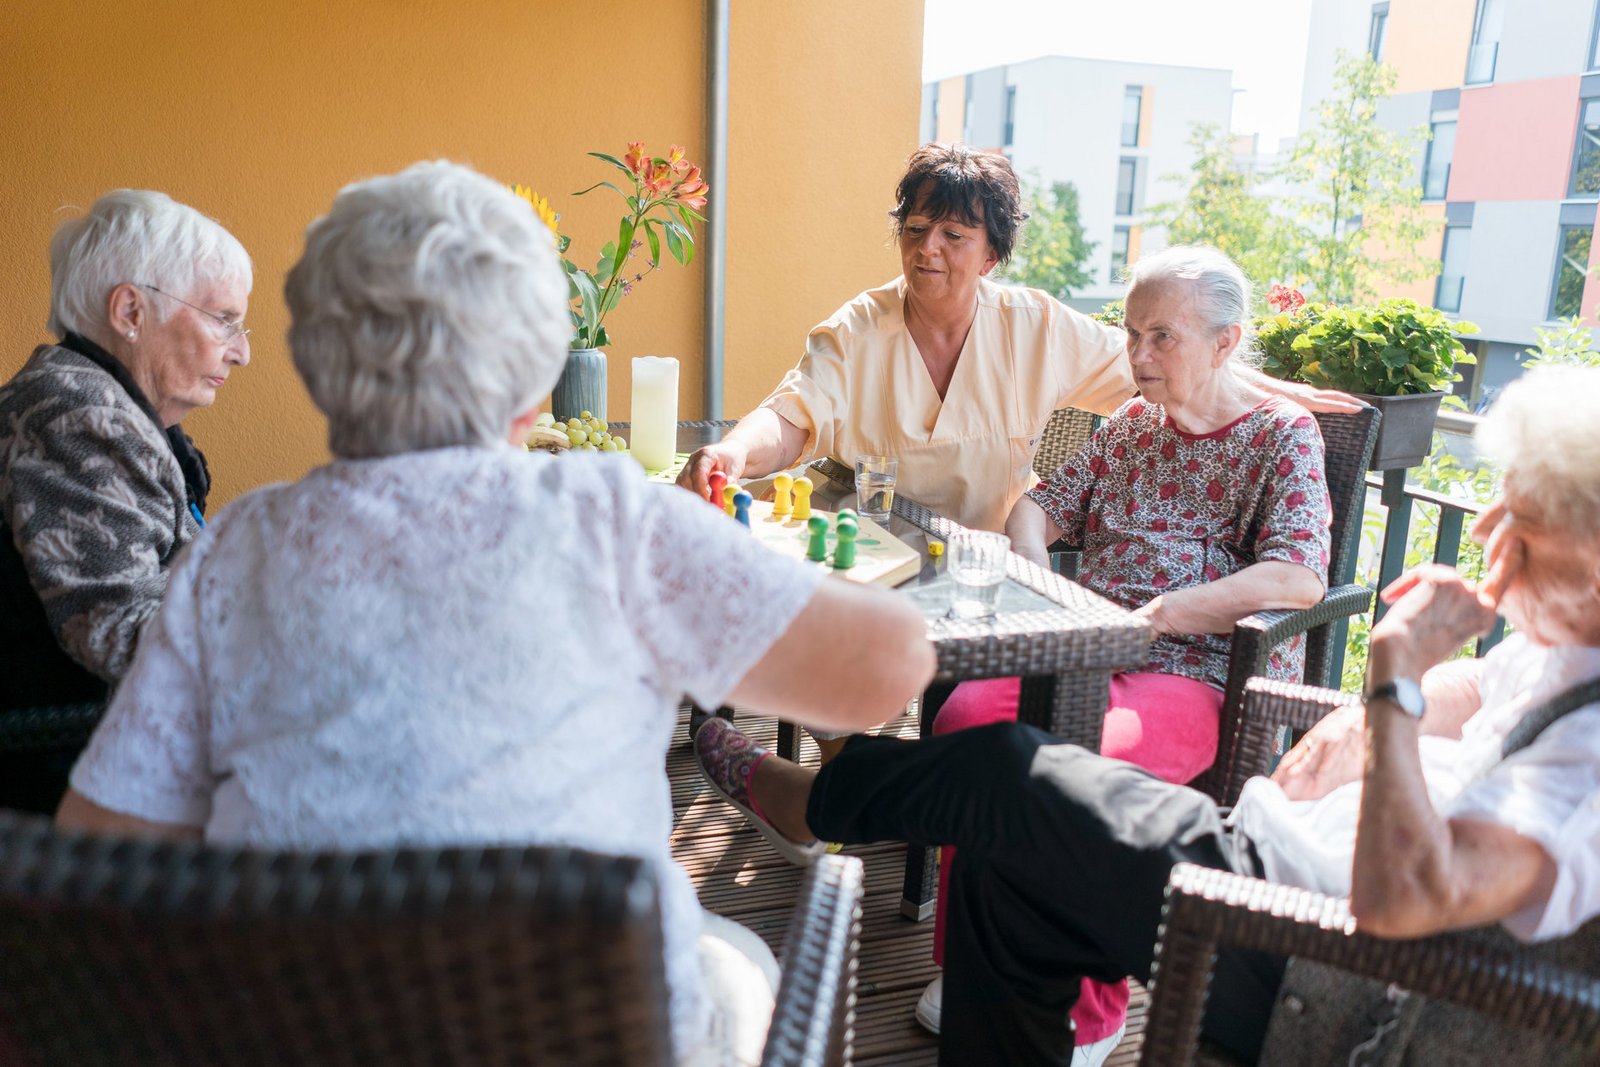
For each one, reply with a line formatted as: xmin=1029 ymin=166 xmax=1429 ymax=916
xmin=1469 ymin=498 xmax=1524 ymax=604
xmin=1271 ymin=379 xmax=1369 ymax=414
xmin=677 ymin=442 xmax=748 ymax=501
xmin=1270 ymin=703 xmax=1366 ymax=801
xmin=1370 ymin=564 xmax=1504 ymax=682
xmin=1133 ymin=595 xmax=1180 ymax=636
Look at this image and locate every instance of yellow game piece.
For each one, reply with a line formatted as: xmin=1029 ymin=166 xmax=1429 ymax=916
xmin=792 ymin=476 xmax=814 ymax=520
xmin=927 ymin=541 xmax=945 ymax=557
xmin=773 ymin=473 xmax=794 ymax=516
xmin=722 ymin=483 xmax=739 ymax=517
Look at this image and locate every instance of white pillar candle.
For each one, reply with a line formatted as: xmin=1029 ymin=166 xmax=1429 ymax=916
xmin=630 ymin=356 xmax=680 ymax=472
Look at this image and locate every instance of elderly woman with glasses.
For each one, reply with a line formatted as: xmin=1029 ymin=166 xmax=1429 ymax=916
xmin=0 ymin=190 xmax=252 ymax=812
xmin=55 ymin=161 xmax=934 ymax=1067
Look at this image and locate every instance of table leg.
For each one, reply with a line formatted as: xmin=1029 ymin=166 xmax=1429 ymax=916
xmin=897 ymin=681 xmax=964 ymax=922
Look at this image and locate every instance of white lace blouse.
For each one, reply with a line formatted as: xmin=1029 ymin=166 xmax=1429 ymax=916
xmin=70 ymin=445 xmax=823 ymax=1054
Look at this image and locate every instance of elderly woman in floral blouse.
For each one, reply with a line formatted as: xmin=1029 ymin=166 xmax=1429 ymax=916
xmin=915 ymin=245 xmax=1333 ymax=1061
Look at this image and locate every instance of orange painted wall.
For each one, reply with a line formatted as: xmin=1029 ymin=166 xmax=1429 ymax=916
xmin=1386 ymin=0 xmax=1475 ymax=94
xmin=1450 ymin=78 xmax=1583 ymax=202
xmin=0 ymin=0 xmax=924 ymax=505
xmin=724 ymin=4 xmax=925 ymax=416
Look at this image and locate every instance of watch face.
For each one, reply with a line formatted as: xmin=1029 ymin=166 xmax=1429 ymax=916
xmin=1375 ymin=678 xmax=1426 ymax=719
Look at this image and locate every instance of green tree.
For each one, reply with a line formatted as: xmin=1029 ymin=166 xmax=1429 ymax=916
xmin=1148 ymin=124 xmax=1299 ymax=303
xmin=999 ymin=180 xmax=1095 ymax=300
xmin=1522 ymin=317 xmax=1600 ymax=370
xmin=1277 ymin=52 xmax=1435 ymax=305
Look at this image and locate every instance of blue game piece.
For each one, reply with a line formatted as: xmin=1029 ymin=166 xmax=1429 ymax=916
xmin=733 ymin=489 xmax=753 ymax=528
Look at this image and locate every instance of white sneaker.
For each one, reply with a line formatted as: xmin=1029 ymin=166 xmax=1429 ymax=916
xmin=914 ymin=975 xmax=943 ymax=1034
xmin=913 ymin=974 xmax=1126 ymax=1066
xmin=1071 ymin=1023 xmax=1126 ymax=1067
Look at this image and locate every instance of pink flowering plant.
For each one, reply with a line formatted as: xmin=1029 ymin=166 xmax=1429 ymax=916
xmin=514 ymin=141 xmax=709 ymax=349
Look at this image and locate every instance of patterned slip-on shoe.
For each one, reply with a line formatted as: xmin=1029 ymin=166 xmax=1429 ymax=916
xmin=694 ymin=717 xmax=825 ymax=867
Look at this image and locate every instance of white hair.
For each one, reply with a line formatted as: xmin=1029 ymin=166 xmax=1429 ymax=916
xmin=1124 ymin=244 xmax=1258 ymax=363
xmin=285 ymin=160 xmax=572 ymax=458
xmin=1478 ymin=366 xmax=1600 ymax=536
xmin=48 ymin=189 xmax=252 ymax=338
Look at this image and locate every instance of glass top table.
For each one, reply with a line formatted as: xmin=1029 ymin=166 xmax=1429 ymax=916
xmin=626 ymin=421 xmax=1153 ymax=918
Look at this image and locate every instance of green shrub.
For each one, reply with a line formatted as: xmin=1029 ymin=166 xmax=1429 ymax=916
xmin=1258 ymin=298 xmax=1477 ymax=396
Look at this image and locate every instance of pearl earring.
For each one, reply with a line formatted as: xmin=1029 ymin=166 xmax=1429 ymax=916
xmin=127 ymin=331 xmax=136 ymax=340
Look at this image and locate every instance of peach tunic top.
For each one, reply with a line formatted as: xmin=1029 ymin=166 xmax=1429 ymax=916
xmin=759 ymin=276 xmax=1135 ymax=532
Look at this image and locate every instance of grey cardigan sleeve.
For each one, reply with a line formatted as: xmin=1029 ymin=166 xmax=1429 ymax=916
xmin=4 ymin=401 xmax=192 ymax=683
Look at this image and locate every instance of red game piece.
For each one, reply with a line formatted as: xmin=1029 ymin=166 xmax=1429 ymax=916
xmin=707 ymin=469 xmax=728 ymax=507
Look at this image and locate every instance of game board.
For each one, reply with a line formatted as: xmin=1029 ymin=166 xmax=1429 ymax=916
xmin=734 ymin=498 xmax=919 ymax=587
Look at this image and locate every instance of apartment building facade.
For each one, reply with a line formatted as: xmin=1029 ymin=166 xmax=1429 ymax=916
xmin=921 ymin=56 xmax=1234 ymax=309
xmin=1304 ymin=0 xmax=1600 ymax=401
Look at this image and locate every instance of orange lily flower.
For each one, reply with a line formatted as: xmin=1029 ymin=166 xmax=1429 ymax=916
xmin=667 ymin=144 xmax=690 ymax=174
xmin=645 ymin=162 xmax=676 ymax=197
xmin=624 ymin=141 xmax=647 ymax=176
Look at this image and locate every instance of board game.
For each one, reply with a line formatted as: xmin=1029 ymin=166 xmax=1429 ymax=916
xmin=648 ymin=458 xmax=920 ymax=586
xmin=731 ymin=498 xmax=919 ymax=587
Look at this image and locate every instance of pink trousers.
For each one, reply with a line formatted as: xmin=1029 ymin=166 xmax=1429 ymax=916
xmin=930 ymin=671 xmax=1223 ymax=1045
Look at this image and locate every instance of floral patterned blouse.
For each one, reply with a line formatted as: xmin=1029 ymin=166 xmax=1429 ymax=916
xmin=1026 ymin=395 xmax=1332 ymax=687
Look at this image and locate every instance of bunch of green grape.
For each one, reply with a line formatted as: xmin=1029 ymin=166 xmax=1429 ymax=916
xmin=537 ymin=411 xmax=628 ymax=453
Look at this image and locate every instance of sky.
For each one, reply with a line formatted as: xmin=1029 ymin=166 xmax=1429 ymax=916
xmin=922 ymin=0 xmax=1317 ymax=148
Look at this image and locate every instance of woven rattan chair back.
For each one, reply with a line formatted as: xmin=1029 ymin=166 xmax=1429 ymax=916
xmin=1280 ymin=407 xmax=1378 ymax=689
xmin=0 ymin=812 xmax=675 ymax=1067
xmin=1314 ymin=407 xmax=1380 ymax=590
xmin=1031 ymin=408 xmax=1099 ymax=482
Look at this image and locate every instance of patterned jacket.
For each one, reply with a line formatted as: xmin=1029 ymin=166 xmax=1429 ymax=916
xmin=0 ymin=340 xmax=205 ymax=709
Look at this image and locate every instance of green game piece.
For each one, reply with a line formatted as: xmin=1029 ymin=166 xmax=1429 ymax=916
xmin=806 ymin=514 xmax=829 ymax=561
xmin=837 ymin=507 xmax=858 ymax=525
xmin=833 ymin=516 xmax=858 ymax=569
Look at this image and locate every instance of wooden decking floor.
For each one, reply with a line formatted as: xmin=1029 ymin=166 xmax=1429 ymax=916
xmin=669 ymin=706 xmax=1148 ymax=1066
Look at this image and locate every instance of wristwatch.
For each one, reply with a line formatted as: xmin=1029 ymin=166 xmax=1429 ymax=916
xmin=1367 ymin=677 xmax=1426 ymax=720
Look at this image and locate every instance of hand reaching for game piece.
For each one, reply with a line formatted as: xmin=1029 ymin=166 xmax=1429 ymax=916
xmin=679 ymin=442 xmax=748 ymax=501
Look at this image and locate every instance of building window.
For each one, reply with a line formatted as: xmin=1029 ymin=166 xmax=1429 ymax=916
xmin=1591 ymin=0 xmax=1600 ymax=70
xmin=1004 ymin=86 xmax=1017 ymax=147
xmin=1466 ymin=0 xmax=1504 ymax=84
xmin=1435 ymin=225 xmax=1470 ymax=313
xmin=1110 ymin=226 xmax=1131 ymax=277
xmin=1368 ymin=4 xmax=1390 ymax=62
xmin=1115 ymin=157 xmax=1138 ymax=216
xmin=1422 ymin=112 xmax=1457 ymax=200
xmin=1550 ymin=224 xmax=1593 ymax=319
xmin=1121 ymin=87 xmax=1142 ymax=148
xmin=1572 ymin=100 xmax=1600 ymax=197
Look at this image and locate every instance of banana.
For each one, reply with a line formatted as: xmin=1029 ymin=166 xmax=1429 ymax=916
xmin=525 ymin=426 xmax=572 ymax=454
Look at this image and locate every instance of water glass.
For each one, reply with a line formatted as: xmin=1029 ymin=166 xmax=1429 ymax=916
xmin=855 ymin=454 xmax=898 ymax=523
xmin=946 ymin=530 xmax=1009 ymax=619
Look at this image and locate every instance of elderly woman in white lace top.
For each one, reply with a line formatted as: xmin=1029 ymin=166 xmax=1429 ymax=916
xmin=55 ymin=160 xmax=936 ymax=1066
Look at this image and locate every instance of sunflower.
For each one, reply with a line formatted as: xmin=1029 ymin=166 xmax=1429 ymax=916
xmin=510 ymin=183 xmax=561 ymax=241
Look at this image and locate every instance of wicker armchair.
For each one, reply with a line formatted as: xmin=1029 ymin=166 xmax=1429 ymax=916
xmin=0 ymin=812 xmax=864 ymax=1067
xmin=0 ymin=701 xmax=103 ymax=754
xmin=0 ymin=701 xmax=104 ymax=814
xmin=1193 ymin=407 xmax=1380 ymax=801
xmin=1140 ymin=863 xmax=1600 ymax=1067
xmin=1035 ymin=406 xmax=1379 ymax=801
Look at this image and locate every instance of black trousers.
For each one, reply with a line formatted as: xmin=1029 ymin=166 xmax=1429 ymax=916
xmin=805 ymin=723 xmax=1285 ymax=1066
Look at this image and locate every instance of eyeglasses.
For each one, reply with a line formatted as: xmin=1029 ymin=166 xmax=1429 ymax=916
xmin=137 ymin=284 xmax=251 ymax=345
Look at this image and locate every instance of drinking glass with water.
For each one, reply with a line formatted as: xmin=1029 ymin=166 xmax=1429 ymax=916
xmin=946 ymin=530 xmax=1009 ymax=619
xmin=855 ymin=454 xmax=897 ymax=523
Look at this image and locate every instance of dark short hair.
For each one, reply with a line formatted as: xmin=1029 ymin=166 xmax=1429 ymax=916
xmin=889 ymin=143 xmax=1027 ymax=264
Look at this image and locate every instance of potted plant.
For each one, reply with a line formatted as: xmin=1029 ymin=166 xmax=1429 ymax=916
xmin=1256 ymin=287 xmax=1477 ymax=469
xmin=512 ymin=141 xmax=708 ymax=420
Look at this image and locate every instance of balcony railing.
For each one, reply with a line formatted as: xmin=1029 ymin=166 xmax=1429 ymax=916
xmin=1325 ymin=410 xmax=1507 ymax=688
